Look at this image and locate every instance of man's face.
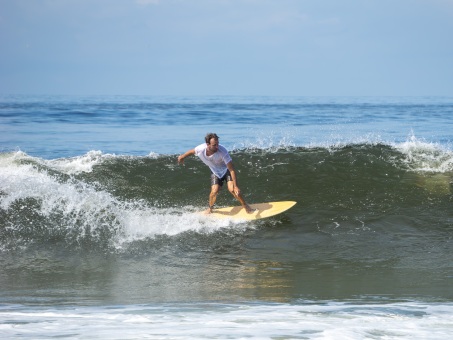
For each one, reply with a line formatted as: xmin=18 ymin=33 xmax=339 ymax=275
xmin=207 ymin=138 xmax=219 ymax=153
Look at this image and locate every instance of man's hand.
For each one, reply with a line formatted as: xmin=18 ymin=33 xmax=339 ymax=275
xmin=178 ymin=149 xmax=195 ymax=165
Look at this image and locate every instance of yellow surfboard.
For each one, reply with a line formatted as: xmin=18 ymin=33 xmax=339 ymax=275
xmin=208 ymin=201 xmax=296 ymax=221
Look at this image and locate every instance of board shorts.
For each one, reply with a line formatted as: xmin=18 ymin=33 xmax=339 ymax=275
xmin=211 ymin=170 xmax=232 ymax=187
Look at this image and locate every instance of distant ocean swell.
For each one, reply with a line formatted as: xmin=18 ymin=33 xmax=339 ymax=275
xmin=1 ymin=138 xmax=452 ymax=253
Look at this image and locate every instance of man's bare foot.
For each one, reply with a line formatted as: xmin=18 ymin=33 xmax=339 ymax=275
xmin=244 ymin=205 xmax=256 ymax=214
xmin=203 ymin=207 xmax=213 ymax=215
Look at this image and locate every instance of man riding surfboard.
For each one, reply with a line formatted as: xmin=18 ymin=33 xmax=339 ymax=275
xmin=178 ymin=133 xmax=254 ymax=214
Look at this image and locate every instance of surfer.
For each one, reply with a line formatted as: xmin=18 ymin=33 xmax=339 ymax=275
xmin=178 ymin=133 xmax=254 ymax=214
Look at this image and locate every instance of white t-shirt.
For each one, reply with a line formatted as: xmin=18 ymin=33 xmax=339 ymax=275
xmin=194 ymin=143 xmax=232 ymax=178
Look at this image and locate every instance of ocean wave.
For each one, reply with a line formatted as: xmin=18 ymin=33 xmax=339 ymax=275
xmin=0 ymin=151 xmax=252 ymax=251
xmin=1 ymin=137 xmax=452 ymax=252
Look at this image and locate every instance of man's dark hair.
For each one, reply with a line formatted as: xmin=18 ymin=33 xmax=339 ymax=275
xmin=205 ymin=133 xmax=219 ymax=144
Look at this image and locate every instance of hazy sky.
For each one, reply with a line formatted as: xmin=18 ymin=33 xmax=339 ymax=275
xmin=1 ymin=0 xmax=452 ymax=96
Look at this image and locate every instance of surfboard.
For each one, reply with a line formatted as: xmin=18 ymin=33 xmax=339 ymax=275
xmin=207 ymin=201 xmax=296 ymax=221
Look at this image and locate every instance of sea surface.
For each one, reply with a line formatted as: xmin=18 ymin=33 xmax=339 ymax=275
xmin=1 ymin=95 xmax=453 ymax=339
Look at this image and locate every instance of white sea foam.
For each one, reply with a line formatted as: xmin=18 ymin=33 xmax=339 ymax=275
xmin=4 ymin=150 xmax=162 ymax=176
xmin=45 ymin=150 xmax=110 ymax=174
xmin=0 ymin=301 xmax=451 ymax=339
xmin=394 ymin=135 xmax=453 ymax=173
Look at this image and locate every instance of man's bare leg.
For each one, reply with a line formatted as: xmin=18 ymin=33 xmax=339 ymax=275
xmin=227 ymin=181 xmax=254 ymax=213
xmin=205 ymin=184 xmax=220 ymax=214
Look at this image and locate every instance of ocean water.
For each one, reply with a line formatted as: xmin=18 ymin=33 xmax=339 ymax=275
xmin=1 ymin=95 xmax=453 ymax=339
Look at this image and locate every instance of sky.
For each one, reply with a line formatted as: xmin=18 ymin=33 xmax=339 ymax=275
xmin=1 ymin=0 xmax=453 ymax=96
